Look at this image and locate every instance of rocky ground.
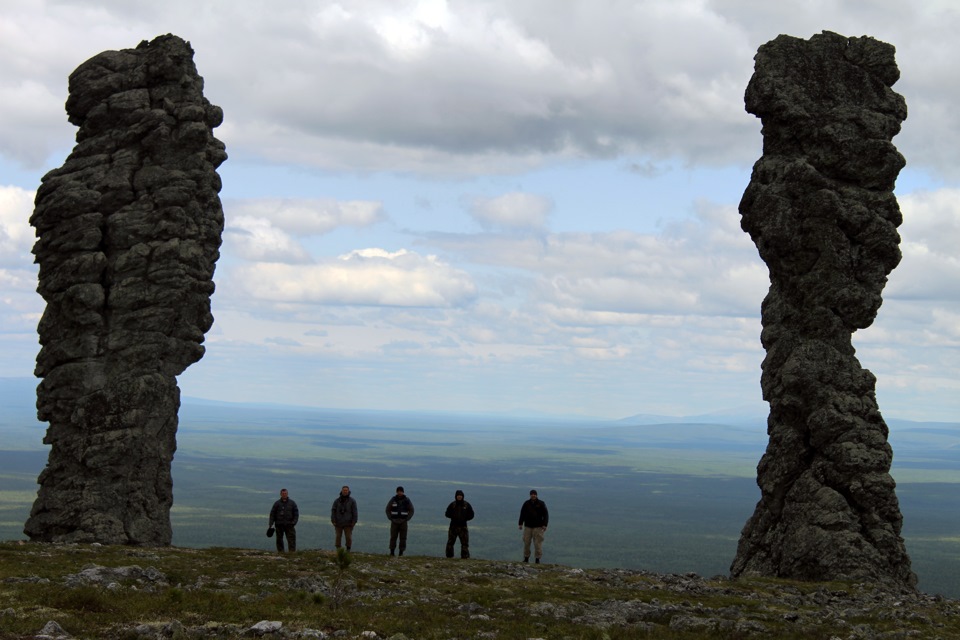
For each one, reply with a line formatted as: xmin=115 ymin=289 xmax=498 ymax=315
xmin=1 ymin=541 xmax=958 ymax=639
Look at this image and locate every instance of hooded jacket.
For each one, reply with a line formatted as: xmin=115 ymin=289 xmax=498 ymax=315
xmin=445 ymin=491 xmax=475 ymax=527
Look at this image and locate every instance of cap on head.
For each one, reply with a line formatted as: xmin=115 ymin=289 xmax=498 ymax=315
xmin=396 ymin=486 xmax=404 ymax=493
xmin=455 ymin=490 xmax=464 ymax=498
xmin=529 ymin=490 xmax=538 ymax=496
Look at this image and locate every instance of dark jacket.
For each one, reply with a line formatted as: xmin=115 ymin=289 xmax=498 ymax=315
xmin=331 ymin=492 xmax=358 ymax=527
xmin=445 ymin=499 xmax=475 ymax=528
xmin=518 ymin=498 xmax=548 ymax=528
xmin=270 ymin=498 xmax=299 ymax=527
xmin=385 ymin=494 xmax=414 ymax=523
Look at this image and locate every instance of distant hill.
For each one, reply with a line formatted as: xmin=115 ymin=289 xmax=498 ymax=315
xmin=617 ymin=404 xmax=768 ymax=428
xmin=1 ymin=376 xmax=953 ymax=433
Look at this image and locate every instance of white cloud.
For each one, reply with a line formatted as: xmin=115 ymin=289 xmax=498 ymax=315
xmin=226 ymin=198 xmax=384 ymax=236
xmin=889 ymin=189 xmax=960 ymax=300
xmin=211 ymin=0 xmax=755 ymax=172
xmin=3 ymin=2 xmax=960 ymax=419
xmin=0 ymin=79 xmax=72 ymax=168
xmin=0 ymin=185 xmax=41 ymax=348
xmin=0 ymin=185 xmax=34 ymax=266
xmin=0 ymin=0 xmax=146 ymax=168
xmin=467 ymin=192 xmax=552 ymax=231
xmin=3 ymin=1 xmax=960 ymax=177
xmin=429 ymin=200 xmax=767 ymax=318
xmin=549 ymin=274 xmax=701 ymax=315
xmin=0 ymin=266 xmax=41 ymax=332
xmin=222 ymin=197 xmax=385 ymax=263
xmin=223 ymin=216 xmax=312 ymax=264
xmin=230 ymin=248 xmax=477 ymax=308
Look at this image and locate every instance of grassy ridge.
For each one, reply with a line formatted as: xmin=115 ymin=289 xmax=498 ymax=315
xmin=2 ymin=542 xmax=960 ymax=639
xmin=2 ymin=398 xmax=959 ymax=599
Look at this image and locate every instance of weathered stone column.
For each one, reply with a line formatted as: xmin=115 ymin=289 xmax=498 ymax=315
xmin=25 ymin=34 xmax=226 ymax=545
xmin=731 ymin=32 xmax=916 ymax=590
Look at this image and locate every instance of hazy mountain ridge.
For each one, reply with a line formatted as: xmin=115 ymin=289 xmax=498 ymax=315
xmin=2 ymin=376 xmax=955 ymax=433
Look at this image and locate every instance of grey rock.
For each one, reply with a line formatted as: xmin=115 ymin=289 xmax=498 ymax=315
xmin=457 ymin=602 xmax=484 ymax=614
xmin=2 ymin=575 xmax=50 ymax=584
xmin=24 ymin=34 xmax=225 ymax=546
xmin=288 ymin=576 xmax=328 ymax=593
xmin=667 ymin=615 xmax=717 ymax=632
xmin=248 ymin=620 xmax=283 ymax=636
xmin=124 ymin=619 xmax=220 ymax=639
xmin=63 ymin=563 xmax=168 ymax=588
xmin=131 ymin=623 xmax=156 ymax=638
xmin=36 ymin=620 xmax=71 ymax=639
xmin=731 ymin=31 xmax=915 ymax=590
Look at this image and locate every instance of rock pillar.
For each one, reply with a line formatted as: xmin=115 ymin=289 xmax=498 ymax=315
xmin=731 ymin=32 xmax=915 ymax=590
xmin=25 ymin=34 xmax=226 ymax=545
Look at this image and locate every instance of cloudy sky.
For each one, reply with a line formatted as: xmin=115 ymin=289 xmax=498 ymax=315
xmin=1 ymin=0 xmax=958 ymax=421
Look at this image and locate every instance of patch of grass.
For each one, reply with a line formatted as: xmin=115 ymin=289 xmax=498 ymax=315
xmin=48 ymin=586 xmax=114 ymax=614
xmin=0 ymin=542 xmax=958 ymax=639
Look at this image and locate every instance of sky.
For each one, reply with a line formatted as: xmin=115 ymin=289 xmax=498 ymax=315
xmin=1 ymin=0 xmax=958 ymax=421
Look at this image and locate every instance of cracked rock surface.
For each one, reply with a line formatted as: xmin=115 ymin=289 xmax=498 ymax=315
xmin=25 ymin=34 xmax=226 ymax=545
xmin=731 ymin=31 xmax=915 ymax=590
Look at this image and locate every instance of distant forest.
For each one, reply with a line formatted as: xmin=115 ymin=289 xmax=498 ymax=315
xmin=1 ymin=381 xmax=958 ymax=597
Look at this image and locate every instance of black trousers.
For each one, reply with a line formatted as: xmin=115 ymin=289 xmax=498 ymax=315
xmin=275 ymin=524 xmax=296 ymax=552
xmin=446 ymin=525 xmax=469 ymax=558
xmin=389 ymin=521 xmax=408 ymax=553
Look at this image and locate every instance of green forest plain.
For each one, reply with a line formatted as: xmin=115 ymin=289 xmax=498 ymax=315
xmin=1 ymin=377 xmax=958 ymax=598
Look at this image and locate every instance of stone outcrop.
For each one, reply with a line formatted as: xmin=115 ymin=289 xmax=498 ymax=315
xmin=730 ymin=32 xmax=915 ymax=590
xmin=25 ymin=34 xmax=226 ymax=545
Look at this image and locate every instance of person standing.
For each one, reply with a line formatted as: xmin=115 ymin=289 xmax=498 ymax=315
xmin=518 ymin=489 xmax=548 ymax=563
xmin=444 ymin=489 xmax=475 ymax=559
xmin=331 ymin=485 xmax=358 ymax=551
xmin=385 ymin=486 xmax=414 ymax=556
xmin=269 ymin=488 xmax=299 ymax=553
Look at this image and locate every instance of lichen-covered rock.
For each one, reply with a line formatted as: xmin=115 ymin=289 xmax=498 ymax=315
xmin=730 ymin=31 xmax=915 ymax=590
xmin=24 ymin=34 xmax=225 ymax=545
